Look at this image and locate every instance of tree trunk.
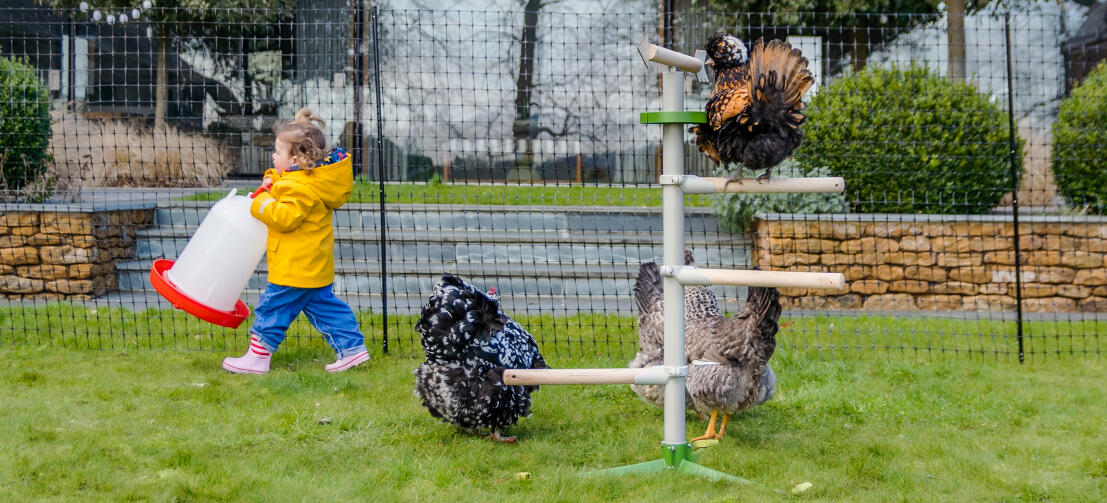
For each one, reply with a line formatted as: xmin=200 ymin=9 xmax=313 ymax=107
xmin=946 ymin=0 xmax=967 ymax=82
xmin=850 ymin=27 xmax=869 ymax=73
xmin=155 ymin=35 xmax=168 ymax=130
xmin=512 ymin=0 xmax=542 ymax=179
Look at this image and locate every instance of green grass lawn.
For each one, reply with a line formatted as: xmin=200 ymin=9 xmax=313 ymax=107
xmin=2 ymin=307 xmax=1105 ymax=501
xmin=184 ymin=181 xmax=714 ymax=207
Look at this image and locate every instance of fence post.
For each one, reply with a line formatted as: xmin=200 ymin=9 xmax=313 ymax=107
xmin=1004 ymin=12 xmax=1025 ymax=363
xmin=371 ymin=4 xmax=389 ymax=354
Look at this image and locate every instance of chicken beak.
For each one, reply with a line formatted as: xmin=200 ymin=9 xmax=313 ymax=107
xmin=705 ymin=58 xmax=714 ymax=67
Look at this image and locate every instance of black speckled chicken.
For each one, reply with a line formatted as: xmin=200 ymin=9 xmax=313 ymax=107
xmin=413 ymin=273 xmax=549 ymax=443
xmin=690 ymin=34 xmax=814 ymax=181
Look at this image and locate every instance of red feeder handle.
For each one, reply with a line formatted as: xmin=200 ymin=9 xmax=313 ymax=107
xmin=249 ymin=186 xmax=267 ymax=198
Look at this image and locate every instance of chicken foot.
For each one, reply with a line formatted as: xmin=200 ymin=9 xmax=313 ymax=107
xmin=690 ymin=410 xmax=720 ymax=442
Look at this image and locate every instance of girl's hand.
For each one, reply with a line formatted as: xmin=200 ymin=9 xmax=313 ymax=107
xmin=261 ymin=176 xmax=274 ymax=190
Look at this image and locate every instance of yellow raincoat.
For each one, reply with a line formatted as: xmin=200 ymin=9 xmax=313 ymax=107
xmin=249 ymin=150 xmax=353 ymax=288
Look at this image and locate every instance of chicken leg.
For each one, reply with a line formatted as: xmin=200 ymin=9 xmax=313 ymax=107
xmin=489 ymin=429 xmax=517 ymax=443
xmin=716 ymin=413 xmax=731 ymax=438
xmin=691 ymin=410 xmax=720 ymax=442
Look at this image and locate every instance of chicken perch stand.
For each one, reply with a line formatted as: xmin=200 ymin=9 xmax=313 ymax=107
xmin=501 ymin=38 xmax=846 ymax=483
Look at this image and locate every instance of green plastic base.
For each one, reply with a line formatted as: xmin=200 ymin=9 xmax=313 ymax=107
xmin=583 ymin=443 xmax=752 ymax=484
xmin=640 ymin=111 xmax=708 ymax=124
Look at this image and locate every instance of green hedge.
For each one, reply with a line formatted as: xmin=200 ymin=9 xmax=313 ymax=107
xmin=1052 ymin=61 xmax=1107 ymax=213
xmin=0 ymin=56 xmax=51 ymax=192
xmin=795 ymin=65 xmax=1020 ymax=214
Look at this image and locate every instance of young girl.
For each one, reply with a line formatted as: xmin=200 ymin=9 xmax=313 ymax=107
xmin=222 ymin=108 xmax=369 ymax=374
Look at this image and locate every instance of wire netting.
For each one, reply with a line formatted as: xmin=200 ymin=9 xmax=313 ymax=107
xmin=0 ymin=2 xmax=1104 ymax=362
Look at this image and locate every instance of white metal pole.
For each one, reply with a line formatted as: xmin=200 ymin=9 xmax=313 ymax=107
xmin=660 ymin=70 xmax=687 ymax=448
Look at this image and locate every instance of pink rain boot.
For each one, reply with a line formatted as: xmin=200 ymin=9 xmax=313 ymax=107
xmin=222 ymin=335 xmax=272 ymax=375
xmin=325 ymin=350 xmax=370 ymax=373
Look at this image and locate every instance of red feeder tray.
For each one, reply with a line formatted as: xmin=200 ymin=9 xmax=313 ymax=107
xmin=149 ymin=259 xmax=250 ymax=329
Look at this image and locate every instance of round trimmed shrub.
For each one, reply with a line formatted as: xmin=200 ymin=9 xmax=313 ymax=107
xmin=1052 ymin=60 xmax=1107 ymax=213
xmin=794 ymin=65 xmax=1020 ymax=214
xmin=0 ymin=55 xmax=51 ymax=191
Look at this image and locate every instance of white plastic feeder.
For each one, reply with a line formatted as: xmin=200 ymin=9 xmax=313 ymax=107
xmin=150 ymin=189 xmax=267 ymax=328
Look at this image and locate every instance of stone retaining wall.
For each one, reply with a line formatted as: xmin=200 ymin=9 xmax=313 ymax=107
xmin=0 ymin=206 xmax=154 ymax=298
xmin=751 ymin=214 xmax=1107 ymax=313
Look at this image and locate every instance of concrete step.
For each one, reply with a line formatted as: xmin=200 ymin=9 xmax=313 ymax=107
xmin=115 ymin=258 xmax=749 ymax=300
xmin=134 ymin=227 xmax=749 ymax=264
xmin=154 ymin=202 xmax=724 ymax=233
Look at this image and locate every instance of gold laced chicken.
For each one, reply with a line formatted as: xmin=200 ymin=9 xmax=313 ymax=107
xmin=690 ymin=33 xmax=814 ymax=182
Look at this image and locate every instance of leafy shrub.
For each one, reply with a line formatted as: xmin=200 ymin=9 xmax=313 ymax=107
xmin=0 ymin=55 xmax=52 ymax=195
xmin=794 ymin=65 xmax=1020 ymax=214
xmin=1052 ymin=61 xmax=1107 ymax=213
xmin=711 ymin=161 xmax=849 ymax=232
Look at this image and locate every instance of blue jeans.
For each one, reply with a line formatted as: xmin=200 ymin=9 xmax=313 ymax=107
xmin=250 ymin=283 xmax=367 ymax=358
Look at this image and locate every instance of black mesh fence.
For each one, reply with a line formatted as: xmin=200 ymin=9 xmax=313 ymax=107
xmin=0 ymin=3 xmax=1104 ymax=361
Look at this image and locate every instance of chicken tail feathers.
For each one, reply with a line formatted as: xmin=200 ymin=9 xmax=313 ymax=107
xmin=745 ymin=285 xmax=783 ymax=339
xmin=745 ymin=37 xmax=813 ymax=139
xmin=634 ymin=262 xmax=664 ymax=314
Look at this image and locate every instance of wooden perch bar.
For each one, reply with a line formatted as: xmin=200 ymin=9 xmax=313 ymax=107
xmin=503 ymin=367 xmax=675 ymax=386
xmin=665 ymin=266 xmax=846 ymax=291
xmin=666 ymin=175 xmax=846 ymax=194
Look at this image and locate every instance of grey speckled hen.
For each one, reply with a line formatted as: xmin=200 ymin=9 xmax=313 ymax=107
xmin=630 ymin=254 xmax=781 ymax=442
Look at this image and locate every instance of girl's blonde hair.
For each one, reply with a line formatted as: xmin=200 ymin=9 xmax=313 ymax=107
xmin=276 ymin=108 xmax=327 ymax=171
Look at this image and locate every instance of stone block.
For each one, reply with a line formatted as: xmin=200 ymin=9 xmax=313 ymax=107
xmin=930 ymin=281 xmax=978 ymax=295
xmin=11 ymin=226 xmax=36 ymax=236
xmin=40 ymin=246 xmax=98 ymax=265
xmin=983 ymin=251 xmax=1016 ymax=265
xmin=932 ymin=237 xmax=973 ymax=253
xmin=1078 ymin=297 xmax=1107 ymax=312
xmin=1064 ymin=225 xmax=1107 ymax=239
xmin=0 ymin=235 xmax=26 ymax=248
xmin=0 ymin=213 xmax=37 ymax=227
xmin=915 ymin=295 xmax=963 ymax=311
xmin=0 ymin=247 xmax=40 ymax=266
xmin=0 ymin=275 xmax=44 ymax=293
xmin=794 ymin=238 xmax=839 ymax=254
xmin=840 ymin=237 xmax=901 ymax=253
xmin=1057 ymin=284 xmax=1092 ymax=299
xmin=977 ymin=283 xmax=1009 ymax=295
xmin=1025 ymin=251 xmax=1062 ymax=266
xmin=851 ymin=280 xmax=889 ymax=295
xmin=40 ymin=213 xmax=92 ymax=234
xmin=1024 ymin=297 xmax=1077 ymax=313
xmin=1019 ymin=283 xmax=1059 ymax=298
xmin=904 ymin=266 xmax=946 ymax=282
xmin=768 ymin=252 xmax=820 ymax=270
xmin=971 ymin=237 xmax=1014 ymax=252
xmin=888 ymin=280 xmax=930 ymax=294
xmin=45 ymin=279 xmax=94 ymax=295
xmin=820 ymin=253 xmax=854 ymax=266
xmin=1074 ymin=269 xmax=1107 ymax=286
xmin=900 ymin=236 xmax=932 ymax=252
xmin=936 ymin=253 xmax=982 ymax=267
xmin=870 ymin=222 xmax=922 ymax=238
xmin=884 ymin=252 xmax=936 ymax=267
xmin=26 ymin=234 xmax=64 ymax=246
xmin=1095 ymin=286 xmax=1107 ymax=296
xmin=1018 ymin=235 xmax=1045 ymax=251
xmin=1026 ymin=266 xmax=1076 ymax=284
xmin=16 ymin=264 xmax=69 ymax=280
xmin=1060 ymin=251 xmax=1103 ymax=269
xmin=862 ymin=293 xmax=916 ymax=310
xmin=874 ymin=265 xmax=906 ymax=282
xmin=963 ymin=295 xmax=1017 ymax=311
xmin=1077 ymin=238 xmax=1107 ymax=253
xmin=949 ymin=268 xmax=989 ymax=284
